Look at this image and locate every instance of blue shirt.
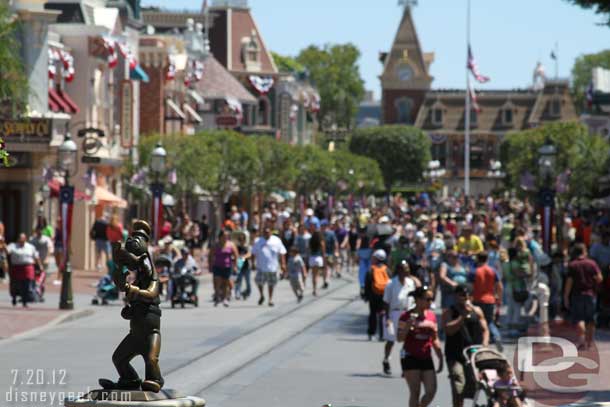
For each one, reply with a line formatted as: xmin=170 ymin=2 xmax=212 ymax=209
xmin=304 ymin=216 xmax=320 ymax=230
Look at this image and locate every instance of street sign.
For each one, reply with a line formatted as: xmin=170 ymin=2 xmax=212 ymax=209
xmin=82 ymin=156 xmax=101 ymax=164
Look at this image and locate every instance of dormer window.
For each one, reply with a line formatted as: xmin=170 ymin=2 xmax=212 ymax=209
xmin=503 ymin=108 xmax=513 ymax=126
xmin=432 ymin=108 xmax=443 ymax=126
xmin=469 ymin=109 xmax=478 ymax=127
xmin=242 ymin=30 xmax=261 ymax=71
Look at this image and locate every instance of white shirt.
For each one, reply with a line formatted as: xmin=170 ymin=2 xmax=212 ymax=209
xmin=383 ymin=276 xmax=416 ymax=311
xmin=252 ymin=235 xmax=287 ymax=273
xmin=8 ymin=242 xmax=39 ymax=266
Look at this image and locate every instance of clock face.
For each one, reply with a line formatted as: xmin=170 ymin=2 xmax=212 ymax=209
xmin=397 ymin=64 xmax=414 ymax=81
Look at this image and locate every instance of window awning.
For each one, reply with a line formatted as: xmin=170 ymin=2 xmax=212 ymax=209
xmin=95 ymin=186 xmax=127 ymax=208
xmin=130 ymin=64 xmax=150 ymax=83
xmin=183 ymin=103 xmax=203 ymax=123
xmin=188 ymin=90 xmax=205 ymax=105
xmin=57 ymin=88 xmax=79 ymax=114
xmin=49 ymin=88 xmax=70 ymax=113
xmin=166 ymin=99 xmax=186 ymax=120
xmin=48 ymin=91 xmax=60 ymax=112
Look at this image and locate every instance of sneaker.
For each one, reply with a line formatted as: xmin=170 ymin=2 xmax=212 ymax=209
xmin=323 ymin=282 xmax=329 ymax=289
xmin=258 ymin=296 xmax=265 ymax=305
xmin=268 ymin=302 xmax=275 ymax=307
xmin=383 ymin=359 xmax=391 ymax=375
xmin=297 ymin=295 xmax=303 ymax=303
xmin=53 ymin=280 xmax=61 ymax=286
xmin=223 ymin=300 xmax=229 ymax=307
xmin=495 ymin=341 xmax=504 ymax=353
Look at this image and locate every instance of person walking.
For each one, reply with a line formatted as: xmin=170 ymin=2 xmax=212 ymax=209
xmin=286 ymin=246 xmax=307 ymax=302
xmin=209 ymin=229 xmax=239 ymax=307
xmin=90 ymin=214 xmax=110 ymax=272
xmin=439 ymin=250 xmax=468 ymax=311
xmin=308 ymin=224 xmax=326 ymax=297
xmin=252 ymin=226 xmax=287 ymax=307
xmin=564 ymin=243 xmax=603 ymax=350
xmin=106 ymin=214 xmax=124 ymax=244
xmin=234 ymin=232 xmax=252 ymax=300
xmin=356 ymin=227 xmax=373 ymax=297
xmin=322 ymin=220 xmax=339 ymax=284
xmin=7 ymin=233 xmax=43 ymax=307
xmin=442 ymin=285 xmax=489 ymax=407
xmin=364 ymin=249 xmax=390 ymax=341
xmin=382 ymin=260 xmax=421 ymax=375
xmin=397 ymin=286 xmax=443 ymax=407
xmin=471 ymin=251 xmax=504 ymax=351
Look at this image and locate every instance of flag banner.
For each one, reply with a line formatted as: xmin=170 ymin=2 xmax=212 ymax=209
xmin=151 ymin=183 xmax=164 ymax=243
xmin=59 ymin=50 xmax=75 ymax=82
xmin=550 ymin=51 xmax=557 ymax=60
xmin=166 ymin=55 xmax=177 ymax=81
xmin=467 ymin=45 xmax=490 ymax=83
xmin=60 ymin=186 xmax=74 ymax=269
xmin=102 ymin=37 xmax=118 ymax=69
xmin=248 ymin=75 xmax=275 ymax=95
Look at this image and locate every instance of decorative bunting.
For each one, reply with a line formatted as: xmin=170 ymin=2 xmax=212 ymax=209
xmin=248 ymin=75 xmax=274 ymax=95
xmin=59 ymin=50 xmax=75 ymax=83
xmin=48 ymin=48 xmax=60 ymax=79
xmin=166 ymin=55 xmax=177 ymax=81
xmin=184 ymin=60 xmax=204 ymax=87
xmin=102 ymin=37 xmax=118 ymax=69
xmin=429 ymin=133 xmax=447 ymax=144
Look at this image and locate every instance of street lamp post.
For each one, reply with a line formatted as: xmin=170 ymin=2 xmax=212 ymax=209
xmin=538 ymin=138 xmax=557 ymax=254
xmin=487 ymin=160 xmax=506 ymax=191
xmin=58 ymin=133 xmax=77 ymax=310
xmin=150 ymin=142 xmax=167 ymax=245
xmin=423 ymin=160 xmax=446 ymax=199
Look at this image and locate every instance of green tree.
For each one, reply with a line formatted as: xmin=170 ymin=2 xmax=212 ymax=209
xmin=330 ymin=149 xmax=383 ymax=193
xmin=500 ymin=121 xmax=609 ymax=201
xmin=0 ymin=3 xmax=28 ymax=166
xmin=349 ymin=125 xmax=431 ymax=192
xmin=564 ymin=0 xmax=610 ymax=25
xmin=271 ymin=51 xmax=304 ymax=74
xmin=296 ymin=44 xmax=365 ymax=130
xmin=571 ymin=49 xmax=610 ymax=111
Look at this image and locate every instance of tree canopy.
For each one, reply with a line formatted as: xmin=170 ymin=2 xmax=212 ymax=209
xmin=0 ymin=3 xmax=27 ymax=118
xmin=134 ymin=131 xmax=383 ymax=200
xmin=271 ymin=51 xmax=305 ymax=74
xmin=564 ymin=0 xmax=610 ymax=25
xmin=296 ymin=44 xmax=365 ymax=130
xmin=500 ymin=121 xmax=609 ymax=201
xmin=571 ymin=49 xmax=610 ymax=111
xmin=349 ymin=125 xmax=431 ymax=191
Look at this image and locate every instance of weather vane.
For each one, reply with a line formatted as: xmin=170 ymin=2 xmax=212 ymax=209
xmin=398 ymin=0 xmax=418 ymax=9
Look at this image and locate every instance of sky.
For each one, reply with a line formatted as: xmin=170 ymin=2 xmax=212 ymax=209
xmin=142 ymin=0 xmax=610 ymax=99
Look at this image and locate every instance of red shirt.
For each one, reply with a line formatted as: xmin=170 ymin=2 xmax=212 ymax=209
xmin=106 ymin=224 xmax=124 ymax=243
xmin=568 ymin=257 xmax=601 ymax=297
xmin=400 ymin=310 xmax=437 ymax=359
xmin=473 ymin=264 xmax=498 ymax=304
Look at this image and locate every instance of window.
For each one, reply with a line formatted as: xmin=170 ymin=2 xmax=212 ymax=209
xmin=432 ymin=108 xmax=443 ymax=126
xmin=242 ymin=30 xmax=261 ymax=70
xmin=470 ymin=141 xmax=485 ymax=169
xmin=468 ymin=109 xmax=478 ymax=127
xmin=395 ymin=98 xmax=413 ymax=124
xmin=503 ymin=109 xmax=513 ymax=126
xmin=257 ymin=96 xmax=270 ymax=126
xmin=431 ymin=142 xmax=447 ymax=167
xmin=550 ymin=98 xmax=561 ymax=117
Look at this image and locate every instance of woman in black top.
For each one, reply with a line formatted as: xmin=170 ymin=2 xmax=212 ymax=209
xmin=308 ymin=225 xmax=326 ymax=296
xmin=441 ymin=285 xmax=489 ymax=407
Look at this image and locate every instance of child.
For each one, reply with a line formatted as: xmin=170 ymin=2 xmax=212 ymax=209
xmin=287 ymin=246 xmax=307 ymax=302
xmin=493 ymin=364 xmax=522 ymax=407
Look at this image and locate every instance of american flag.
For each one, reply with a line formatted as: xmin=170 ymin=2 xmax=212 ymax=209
xmin=467 ymin=45 xmax=490 ymax=83
xmin=469 ymin=84 xmax=481 ymax=113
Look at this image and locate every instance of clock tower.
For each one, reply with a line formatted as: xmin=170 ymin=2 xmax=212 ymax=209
xmin=380 ymin=1 xmax=434 ymax=125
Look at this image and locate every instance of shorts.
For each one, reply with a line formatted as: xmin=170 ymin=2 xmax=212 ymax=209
xmin=309 ymin=256 xmax=324 ymax=268
xmin=401 ymin=355 xmax=434 ymax=371
xmin=213 ymin=266 xmax=232 ymax=279
xmin=571 ymin=294 xmax=596 ymax=324
xmin=383 ymin=310 xmax=403 ymax=342
xmin=95 ymin=239 xmax=110 ymax=254
xmin=255 ymin=271 xmax=278 ymax=287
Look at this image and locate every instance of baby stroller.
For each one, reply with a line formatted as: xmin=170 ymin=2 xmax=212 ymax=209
xmin=91 ymin=260 xmax=119 ymax=305
xmin=465 ymin=346 xmax=529 ymax=407
xmin=170 ymin=265 xmax=199 ymax=308
xmin=153 ymin=255 xmax=173 ymax=301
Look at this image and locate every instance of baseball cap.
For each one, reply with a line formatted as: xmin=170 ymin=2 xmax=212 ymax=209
xmin=372 ymin=249 xmax=387 ymax=261
xmin=305 ymin=208 xmax=314 ymax=216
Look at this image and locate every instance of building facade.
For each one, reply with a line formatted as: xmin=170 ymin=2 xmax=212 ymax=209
xmin=382 ymin=4 xmax=578 ymax=195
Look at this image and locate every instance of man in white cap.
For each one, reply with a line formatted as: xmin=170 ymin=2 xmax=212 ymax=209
xmin=303 ymin=208 xmax=320 ymax=231
xmin=364 ymin=249 xmax=390 ymax=341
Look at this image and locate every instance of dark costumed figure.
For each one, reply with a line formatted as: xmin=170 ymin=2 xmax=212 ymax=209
xmin=99 ymin=220 xmax=164 ymax=393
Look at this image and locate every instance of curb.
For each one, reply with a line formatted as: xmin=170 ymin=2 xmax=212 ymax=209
xmin=0 ymin=307 xmax=96 ymax=345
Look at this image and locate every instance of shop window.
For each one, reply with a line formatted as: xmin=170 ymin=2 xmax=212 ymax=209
xmin=503 ymin=108 xmax=513 ymax=126
xmin=257 ymin=96 xmax=270 ymax=126
xmin=432 ymin=108 xmax=443 ymax=126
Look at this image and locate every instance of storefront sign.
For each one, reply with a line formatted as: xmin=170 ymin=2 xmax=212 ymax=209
xmin=120 ymin=80 xmax=134 ymax=148
xmin=215 ymin=115 xmax=239 ymax=128
xmin=0 ymin=119 xmax=52 ymax=144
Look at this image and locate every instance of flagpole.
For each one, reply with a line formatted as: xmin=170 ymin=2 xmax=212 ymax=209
xmin=554 ymin=42 xmax=559 ymax=79
xmin=464 ymin=0 xmax=471 ymax=197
